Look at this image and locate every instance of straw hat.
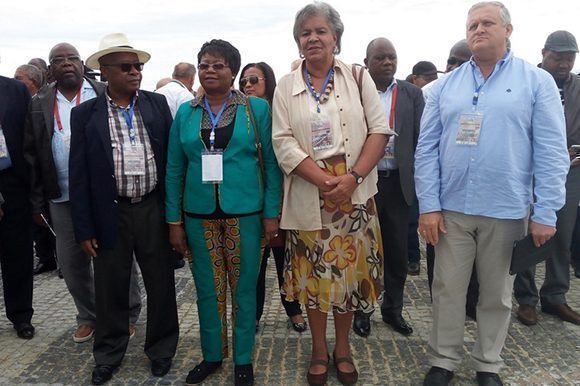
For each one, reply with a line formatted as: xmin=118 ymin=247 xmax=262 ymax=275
xmin=85 ymin=33 xmax=150 ymax=70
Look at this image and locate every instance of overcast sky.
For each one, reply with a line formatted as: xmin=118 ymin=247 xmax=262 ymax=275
xmin=1 ymin=0 xmax=579 ymax=91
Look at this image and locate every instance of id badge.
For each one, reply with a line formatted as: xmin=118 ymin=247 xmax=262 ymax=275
xmin=383 ymin=137 xmax=395 ymax=160
xmin=311 ymin=111 xmax=333 ymax=151
xmin=123 ymin=143 xmax=146 ymax=176
xmin=201 ymin=150 xmax=223 ymax=184
xmin=0 ymin=129 xmax=8 ymax=158
xmin=456 ymin=113 xmax=483 ymax=145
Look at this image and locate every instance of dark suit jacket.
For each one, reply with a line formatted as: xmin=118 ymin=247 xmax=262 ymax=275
xmin=69 ymin=90 xmax=173 ymax=249
xmin=23 ymin=78 xmax=105 ymax=214
xmin=393 ymin=80 xmax=425 ymax=205
xmin=0 ymin=76 xmax=31 ymax=194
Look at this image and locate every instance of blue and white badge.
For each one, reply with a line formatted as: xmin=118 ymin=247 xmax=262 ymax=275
xmin=311 ymin=111 xmax=333 ymax=151
xmin=123 ymin=143 xmax=146 ymax=176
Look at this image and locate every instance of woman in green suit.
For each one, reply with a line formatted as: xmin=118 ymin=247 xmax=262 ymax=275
xmin=165 ymin=39 xmax=282 ymax=386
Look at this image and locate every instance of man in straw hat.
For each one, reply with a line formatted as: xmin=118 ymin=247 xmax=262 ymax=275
xmin=69 ymin=33 xmax=178 ymax=385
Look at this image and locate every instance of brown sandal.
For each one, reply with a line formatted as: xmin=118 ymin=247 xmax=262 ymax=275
xmin=307 ymin=357 xmax=329 ymax=386
xmin=333 ymin=354 xmax=358 ymax=385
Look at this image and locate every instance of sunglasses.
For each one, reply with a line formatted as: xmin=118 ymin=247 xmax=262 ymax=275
xmin=198 ymin=62 xmax=229 ymax=71
xmin=240 ymin=76 xmax=265 ymax=88
xmin=101 ymin=62 xmax=144 ymax=72
xmin=50 ymin=55 xmax=82 ymax=65
xmin=447 ymin=57 xmax=467 ymax=67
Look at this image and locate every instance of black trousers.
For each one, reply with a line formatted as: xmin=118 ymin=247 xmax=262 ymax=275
xmin=93 ymin=192 xmax=178 ymax=365
xmin=375 ymin=172 xmax=410 ymax=317
xmin=572 ymin=207 xmax=580 ymax=268
xmin=33 ymin=205 xmax=56 ymax=266
xmin=256 ymin=245 xmax=302 ymax=320
xmin=0 ymin=190 xmax=34 ymax=325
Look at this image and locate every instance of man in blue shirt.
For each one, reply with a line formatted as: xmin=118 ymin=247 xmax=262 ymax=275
xmin=415 ymin=2 xmax=569 ymax=386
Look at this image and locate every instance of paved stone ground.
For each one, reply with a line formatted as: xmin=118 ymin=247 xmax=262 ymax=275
xmin=0 ymin=251 xmax=578 ymax=385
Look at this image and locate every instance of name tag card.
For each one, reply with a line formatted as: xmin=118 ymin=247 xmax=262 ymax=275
xmin=0 ymin=129 xmax=8 ymax=158
xmin=311 ymin=112 xmax=333 ymax=152
xmin=383 ymin=137 xmax=396 ymax=160
xmin=123 ymin=144 xmax=146 ymax=176
xmin=456 ymin=113 xmax=483 ymax=145
xmin=202 ymin=150 xmax=223 ymax=184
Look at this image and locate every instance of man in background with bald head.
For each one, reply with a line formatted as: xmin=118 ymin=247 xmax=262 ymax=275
xmin=155 ymin=62 xmax=196 ymax=118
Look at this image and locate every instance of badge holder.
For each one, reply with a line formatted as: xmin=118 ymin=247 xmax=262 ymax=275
xmin=456 ymin=112 xmax=483 ymax=146
xmin=123 ymin=143 xmax=146 ymax=176
xmin=201 ymin=150 xmax=223 ymax=184
xmin=0 ymin=128 xmax=8 ymax=158
xmin=311 ymin=111 xmax=333 ymax=152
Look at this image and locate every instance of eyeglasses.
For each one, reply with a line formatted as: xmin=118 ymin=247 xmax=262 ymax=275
xmin=240 ymin=76 xmax=265 ymax=88
xmin=50 ymin=55 xmax=82 ymax=65
xmin=198 ymin=62 xmax=229 ymax=71
xmin=101 ymin=63 xmax=144 ymax=72
xmin=447 ymin=57 xmax=467 ymax=67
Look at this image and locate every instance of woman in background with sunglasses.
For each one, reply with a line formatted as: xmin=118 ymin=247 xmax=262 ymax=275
xmin=165 ymin=40 xmax=282 ymax=386
xmin=239 ymin=62 xmax=308 ymax=334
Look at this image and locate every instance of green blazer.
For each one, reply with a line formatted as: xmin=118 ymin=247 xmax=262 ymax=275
xmin=165 ymin=94 xmax=282 ymax=222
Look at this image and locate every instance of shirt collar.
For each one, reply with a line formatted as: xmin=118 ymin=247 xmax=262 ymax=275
xmin=291 ymin=59 xmax=341 ymax=96
xmin=469 ymin=49 xmax=513 ymax=70
xmin=55 ymin=78 xmax=93 ymax=102
xmin=106 ymin=89 xmax=139 ymax=109
xmin=378 ymin=78 xmax=397 ymax=94
xmin=190 ymin=88 xmax=246 ymax=108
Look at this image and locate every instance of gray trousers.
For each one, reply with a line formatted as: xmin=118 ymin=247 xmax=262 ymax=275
xmin=514 ymin=166 xmax=580 ymax=306
xmin=429 ymin=211 xmax=526 ymax=373
xmin=49 ymin=201 xmax=142 ymax=326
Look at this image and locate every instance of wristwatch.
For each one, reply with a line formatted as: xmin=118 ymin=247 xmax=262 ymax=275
xmin=350 ymin=170 xmax=364 ymax=185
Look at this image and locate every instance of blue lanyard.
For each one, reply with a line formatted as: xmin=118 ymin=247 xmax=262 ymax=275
xmin=121 ymin=98 xmax=136 ymax=145
xmin=471 ymin=50 xmax=510 ymax=109
xmin=304 ymin=66 xmax=334 ymax=113
xmin=203 ymin=93 xmax=231 ymax=151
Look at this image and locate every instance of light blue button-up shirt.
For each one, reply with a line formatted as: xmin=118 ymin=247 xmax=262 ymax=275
xmin=51 ymin=79 xmax=97 ymax=203
xmin=377 ymin=79 xmax=398 ymax=171
xmin=415 ymin=51 xmax=569 ymax=226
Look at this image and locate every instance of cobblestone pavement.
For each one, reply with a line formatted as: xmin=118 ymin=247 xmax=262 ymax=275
xmin=0 ymin=252 xmax=578 ymax=386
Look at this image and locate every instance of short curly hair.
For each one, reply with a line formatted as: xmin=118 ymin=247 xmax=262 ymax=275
xmin=197 ymin=39 xmax=241 ymax=78
xmin=293 ymin=1 xmax=344 ymax=55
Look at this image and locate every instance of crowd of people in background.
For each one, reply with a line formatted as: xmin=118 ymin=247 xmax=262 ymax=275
xmin=0 ymin=1 xmax=579 ymax=386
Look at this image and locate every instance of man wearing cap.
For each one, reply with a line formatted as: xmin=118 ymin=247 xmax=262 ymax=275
xmin=0 ymin=75 xmax=34 ymax=340
xmin=351 ymin=37 xmax=424 ymax=338
xmin=514 ymin=30 xmax=580 ymax=326
xmin=23 ymin=42 xmax=144 ymax=344
xmin=69 ymin=33 xmax=178 ymax=385
xmin=416 ymin=3 xmax=568 ymax=385
xmin=155 ymin=62 xmax=196 ymax=118
xmin=410 ymin=61 xmax=440 ymax=89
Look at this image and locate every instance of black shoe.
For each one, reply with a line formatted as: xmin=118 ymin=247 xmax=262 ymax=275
xmin=151 ymin=357 xmax=172 ymax=377
xmin=408 ymin=262 xmax=421 ymax=275
xmin=382 ymin=314 xmax=413 ymax=336
xmin=476 ymin=372 xmax=503 ymax=386
xmin=185 ymin=360 xmax=222 ymax=385
xmin=91 ymin=365 xmax=118 ymax=385
xmin=466 ymin=304 xmax=477 ymax=321
xmin=423 ymin=366 xmax=454 ymax=386
xmin=174 ymin=257 xmax=186 ymax=269
xmin=14 ymin=322 xmax=35 ymax=339
xmin=235 ymin=364 xmax=254 ymax=386
xmin=33 ymin=262 xmax=57 ymax=275
xmin=352 ymin=312 xmax=371 ymax=337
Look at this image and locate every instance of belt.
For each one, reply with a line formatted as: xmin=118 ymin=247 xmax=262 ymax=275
xmin=378 ymin=169 xmax=399 ymax=178
xmin=118 ymin=187 xmax=157 ymax=204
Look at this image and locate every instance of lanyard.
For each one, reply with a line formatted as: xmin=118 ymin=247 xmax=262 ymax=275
xmin=170 ymin=80 xmax=186 ymax=89
xmin=121 ymin=98 xmax=136 ymax=145
xmin=54 ymin=88 xmax=81 ymax=132
xmin=203 ymin=93 xmax=231 ymax=151
xmin=471 ymin=69 xmax=485 ymax=109
xmin=304 ymin=66 xmax=334 ymax=113
xmin=389 ymin=84 xmax=398 ymax=129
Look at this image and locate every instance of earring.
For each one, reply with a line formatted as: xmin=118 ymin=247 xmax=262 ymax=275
xmin=299 ymin=52 xmax=305 ymax=59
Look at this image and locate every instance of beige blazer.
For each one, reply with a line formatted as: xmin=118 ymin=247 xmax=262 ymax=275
xmin=272 ymin=59 xmax=390 ymax=230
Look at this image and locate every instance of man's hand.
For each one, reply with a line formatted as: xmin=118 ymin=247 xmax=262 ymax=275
xmin=529 ymin=220 xmax=556 ymax=247
xmin=169 ymin=224 xmax=189 ymax=255
xmin=33 ymin=213 xmax=47 ymax=227
xmin=80 ymin=238 xmax=99 ymax=257
xmin=568 ymin=146 xmax=580 ymax=167
xmin=321 ymin=174 xmax=357 ymax=204
xmin=263 ymin=218 xmax=279 ymax=243
xmin=418 ymin=211 xmax=447 ymax=245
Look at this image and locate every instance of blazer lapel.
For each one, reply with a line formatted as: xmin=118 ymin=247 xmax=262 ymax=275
xmin=90 ymin=95 xmax=114 ymax=170
xmin=41 ymin=84 xmax=56 ymax=137
xmin=136 ymin=93 xmax=159 ymax=148
xmin=393 ymin=82 xmax=404 ymax=136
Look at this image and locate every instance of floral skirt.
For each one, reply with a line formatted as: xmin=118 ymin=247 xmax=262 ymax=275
xmin=282 ymin=156 xmax=383 ymax=313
